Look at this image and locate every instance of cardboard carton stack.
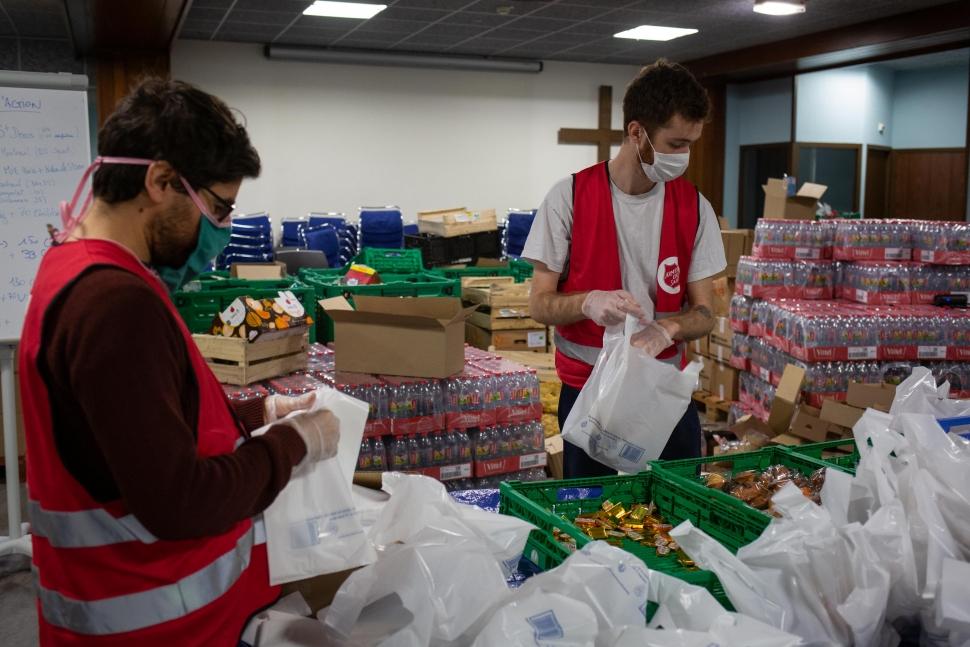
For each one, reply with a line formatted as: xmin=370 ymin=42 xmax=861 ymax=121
xmin=462 ymin=278 xmax=549 ymax=353
xmin=686 ymin=315 xmax=741 ymax=420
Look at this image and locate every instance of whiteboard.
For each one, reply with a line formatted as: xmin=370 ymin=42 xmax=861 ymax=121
xmin=0 ymin=79 xmax=91 ymax=342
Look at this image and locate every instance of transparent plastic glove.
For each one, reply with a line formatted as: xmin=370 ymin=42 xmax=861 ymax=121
xmin=281 ymin=408 xmax=340 ymax=467
xmin=629 ymin=321 xmax=674 ymax=358
xmin=582 ymin=290 xmax=646 ymax=326
xmin=264 ymin=391 xmax=317 ymax=424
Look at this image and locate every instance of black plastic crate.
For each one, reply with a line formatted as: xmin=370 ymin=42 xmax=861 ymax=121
xmin=405 ymin=230 xmax=501 ymax=267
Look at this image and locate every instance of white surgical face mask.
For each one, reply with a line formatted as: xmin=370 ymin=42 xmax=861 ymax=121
xmin=636 ymin=126 xmax=690 ymax=183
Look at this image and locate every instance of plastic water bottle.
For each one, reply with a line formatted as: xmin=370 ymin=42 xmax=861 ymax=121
xmin=457 ymin=430 xmax=472 ymax=462
xmin=419 ymin=433 xmax=434 ymax=467
xmin=390 ymin=436 xmax=408 ymax=470
xmin=443 ymin=430 xmax=457 ymax=464
xmin=407 ymin=434 xmax=420 ymax=469
xmin=357 ymin=438 xmax=373 ymax=470
xmin=372 ymin=437 xmax=386 ymax=470
xmin=431 ymin=432 xmax=446 ymax=465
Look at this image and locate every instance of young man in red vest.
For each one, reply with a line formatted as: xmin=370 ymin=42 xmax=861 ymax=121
xmin=525 ymin=60 xmax=726 ymax=478
xmin=19 ymin=79 xmax=339 ymax=646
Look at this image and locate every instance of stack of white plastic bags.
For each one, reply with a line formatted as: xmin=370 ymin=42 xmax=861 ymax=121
xmin=248 ymin=470 xmax=802 ymax=646
xmin=671 ymin=367 xmax=970 ymax=646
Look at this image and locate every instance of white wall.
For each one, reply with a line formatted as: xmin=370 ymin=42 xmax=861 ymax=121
xmin=171 ymin=40 xmax=639 ymax=222
xmin=864 ymin=66 xmax=894 ymax=147
xmin=795 ymin=67 xmax=869 ymax=143
xmin=722 ymin=77 xmax=792 ymax=225
xmin=892 ymin=64 xmax=969 ymax=149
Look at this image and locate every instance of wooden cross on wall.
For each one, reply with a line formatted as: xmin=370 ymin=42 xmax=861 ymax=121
xmin=558 ymin=85 xmax=625 ymax=162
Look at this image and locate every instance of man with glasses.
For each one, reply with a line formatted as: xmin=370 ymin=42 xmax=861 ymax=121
xmin=19 ymin=79 xmax=339 ymax=646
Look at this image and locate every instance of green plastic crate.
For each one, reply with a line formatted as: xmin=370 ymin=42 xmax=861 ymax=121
xmin=355 ymin=248 xmax=425 ymax=274
xmin=174 ymin=277 xmax=317 ymax=340
xmin=431 ymin=258 xmax=534 ymax=283
xmin=650 ymin=447 xmax=835 ymax=551
xmin=784 ymin=438 xmax=860 ymax=474
xmin=499 ymin=473 xmax=732 ymax=611
xmin=298 ymin=269 xmax=461 ymax=343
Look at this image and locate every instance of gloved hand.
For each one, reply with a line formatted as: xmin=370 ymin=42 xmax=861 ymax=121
xmin=629 ymin=321 xmax=674 ymax=358
xmin=263 ymin=391 xmax=317 ymax=424
xmin=581 ymin=290 xmax=646 ymax=327
xmin=280 ymin=408 xmax=341 ymax=468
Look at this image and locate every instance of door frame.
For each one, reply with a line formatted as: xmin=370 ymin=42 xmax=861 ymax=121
xmin=793 ymin=142 xmax=864 ymax=211
xmin=865 ymin=144 xmax=892 ymax=218
xmin=738 ymin=142 xmax=793 ymax=227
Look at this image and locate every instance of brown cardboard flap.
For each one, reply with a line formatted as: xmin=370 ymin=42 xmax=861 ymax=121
xmin=230 ymin=261 xmax=286 ymax=279
xmin=319 ymin=296 xmax=354 ymax=313
xmin=796 ymin=182 xmax=827 ymax=199
xmin=354 ymin=295 xmax=462 ymax=319
xmin=846 ymin=382 xmax=896 ymax=412
xmin=819 ymin=399 xmax=865 ymax=429
xmin=763 ymin=178 xmax=787 ymax=197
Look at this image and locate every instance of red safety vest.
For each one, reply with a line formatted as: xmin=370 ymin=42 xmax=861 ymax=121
xmin=555 ymin=161 xmax=699 ymax=389
xmin=19 ymin=239 xmax=279 ymax=646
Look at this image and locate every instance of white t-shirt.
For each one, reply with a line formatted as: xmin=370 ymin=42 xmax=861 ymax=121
xmin=522 ymin=175 xmax=726 ymax=320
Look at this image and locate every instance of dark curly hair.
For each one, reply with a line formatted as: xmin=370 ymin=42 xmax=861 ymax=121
xmin=93 ymin=78 xmax=260 ymax=203
xmin=623 ymin=59 xmax=711 ymax=135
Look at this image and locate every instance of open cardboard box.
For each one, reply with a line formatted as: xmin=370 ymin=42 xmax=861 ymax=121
xmin=787 ymin=403 xmax=850 ymax=443
xmin=721 ymin=229 xmax=753 ymax=277
xmin=762 ymin=178 xmax=827 ymax=220
xmin=819 ymin=399 xmax=865 ymax=430
xmin=545 ymin=434 xmax=564 ymax=480
xmin=767 ymin=364 xmax=806 ymax=436
xmin=846 ymin=382 xmax=896 ymax=412
xmin=230 ymin=261 xmax=287 ymax=280
xmin=321 ymin=296 xmax=477 ymax=378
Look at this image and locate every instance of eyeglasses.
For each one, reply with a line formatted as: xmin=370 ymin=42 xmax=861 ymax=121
xmin=177 ymin=177 xmax=234 ymax=228
xmin=202 ymin=187 xmax=236 ymax=223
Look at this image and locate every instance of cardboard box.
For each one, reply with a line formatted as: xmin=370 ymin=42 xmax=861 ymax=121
xmin=709 ymin=363 xmax=739 ymax=401
xmin=230 ymin=261 xmax=286 ymax=279
xmin=845 ymin=382 xmax=896 ymax=412
xmin=710 ymin=316 xmax=734 ymax=348
xmin=711 ymin=276 xmax=733 ymax=317
xmin=819 ymin=399 xmax=865 ymax=430
xmin=545 ymin=434 xmax=564 ymax=480
xmin=788 ymin=403 xmax=849 ymax=443
xmin=322 ymin=296 xmax=476 ymax=378
xmin=689 ymin=334 xmax=709 ymax=358
xmin=771 ymin=433 xmax=807 ymax=447
xmin=762 ymin=178 xmax=828 ymax=220
xmin=721 ymin=229 xmax=753 ymax=277
xmin=730 ymin=414 xmax=773 ymax=439
xmin=699 ymin=356 xmax=713 ymax=380
xmin=697 ymin=371 xmax=712 ymax=394
xmin=707 ymin=339 xmax=732 ymax=366
xmin=768 ymin=364 xmax=806 ymax=435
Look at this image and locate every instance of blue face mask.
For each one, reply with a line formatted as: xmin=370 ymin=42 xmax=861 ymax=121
xmin=155 ymin=216 xmax=231 ymax=293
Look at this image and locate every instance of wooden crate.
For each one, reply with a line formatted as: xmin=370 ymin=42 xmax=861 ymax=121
xmin=465 ymin=323 xmax=548 ymax=353
xmin=194 ymin=332 xmax=309 ymax=385
xmin=494 ymin=350 xmax=559 ymax=384
xmin=417 ymin=208 xmax=497 ymax=238
xmin=462 ymin=277 xmax=540 ymax=330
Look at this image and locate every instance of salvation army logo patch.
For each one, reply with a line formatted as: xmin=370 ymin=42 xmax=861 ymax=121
xmin=658 ymin=256 xmax=681 ymax=295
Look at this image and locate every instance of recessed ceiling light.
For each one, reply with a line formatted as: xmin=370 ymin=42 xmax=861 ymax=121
xmin=303 ymin=1 xmax=387 ymax=19
xmin=753 ymin=1 xmax=806 ymax=16
xmin=614 ymin=25 xmax=699 ymax=41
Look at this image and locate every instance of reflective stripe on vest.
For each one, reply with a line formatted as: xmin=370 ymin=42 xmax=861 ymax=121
xmin=29 ymin=499 xmax=159 ymax=547
xmin=30 ymin=498 xmax=267 ymax=548
xmin=37 ymin=525 xmax=255 ymax=636
xmin=554 ymin=329 xmax=684 ymax=368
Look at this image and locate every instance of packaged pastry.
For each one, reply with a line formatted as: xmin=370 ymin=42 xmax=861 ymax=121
xmin=210 ymin=291 xmax=313 ymax=342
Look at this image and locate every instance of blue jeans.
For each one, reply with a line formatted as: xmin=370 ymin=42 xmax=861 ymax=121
xmin=559 ymin=382 xmax=702 ymax=478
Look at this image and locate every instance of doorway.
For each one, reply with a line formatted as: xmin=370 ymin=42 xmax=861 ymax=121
xmin=865 ymin=145 xmax=891 ymax=218
xmin=738 ymin=143 xmax=792 ymax=229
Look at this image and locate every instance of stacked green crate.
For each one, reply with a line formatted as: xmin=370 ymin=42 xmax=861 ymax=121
xmin=174 ymin=274 xmax=316 ymax=340
xmin=500 ymin=472 xmax=732 ymax=614
xmin=430 ymin=258 xmax=534 ymax=283
xmin=784 ymin=438 xmax=860 ymax=474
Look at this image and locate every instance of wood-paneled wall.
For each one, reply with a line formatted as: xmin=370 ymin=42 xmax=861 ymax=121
xmin=95 ymin=51 xmax=170 ymax=128
xmin=889 ymin=148 xmax=968 ymax=221
xmin=685 ymin=82 xmax=726 ymax=217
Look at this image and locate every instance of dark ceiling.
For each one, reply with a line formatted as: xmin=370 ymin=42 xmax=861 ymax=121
xmin=178 ymin=0 xmax=960 ymax=65
xmin=0 ymin=0 xmax=961 ymax=67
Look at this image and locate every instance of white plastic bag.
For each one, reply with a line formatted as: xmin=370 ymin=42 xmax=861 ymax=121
xmin=259 ymin=386 xmax=377 ymax=584
xmin=562 ymin=316 xmax=701 ymax=472
xmin=323 ymin=524 xmax=510 ymax=646
xmin=470 ymin=591 xmax=598 ymax=647
xmin=369 ymin=472 xmax=534 ymax=577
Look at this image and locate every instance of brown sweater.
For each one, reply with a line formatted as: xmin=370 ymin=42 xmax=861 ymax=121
xmin=38 ymin=267 xmax=307 ymax=541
